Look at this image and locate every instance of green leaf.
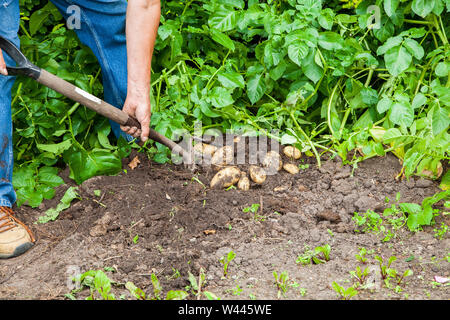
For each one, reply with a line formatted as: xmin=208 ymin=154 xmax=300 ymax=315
xmin=440 ymin=170 xmax=450 ymax=191
xmin=203 ymin=291 xmax=220 ymax=300
xmin=384 ymin=0 xmax=400 ymax=17
xmin=435 ymin=62 xmax=448 ymax=77
xmin=412 ymin=93 xmax=427 ymax=109
xmin=247 ymin=73 xmax=266 ymax=104
xmin=94 ymin=271 xmax=113 ymax=300
xmin=281 ymin=134 xmax=298 ymax=145
xmin=400 ymin=203 xmax=422 ymax=215
xmin=377 ymin=97 xmax=393 ymax=113
xmin=29 ymin=2 xmax=55 ymax=35
xmin=66 ymin=149 xmax=122 ymax=185
xmin=412 ymin=0 xmax=436 ymax=17
xmin=166 ymin=290 xmax=189 ymax=300
xmin=217 ymin=71 xmax=245 ymax=89
xmin=377 ymin=36 xmax=403 ymax=56
xmin=382 ymin=128 xmax=403 ymax=144
xmin=37 ymin=168 xmax=64 ymax=187
xmin=187 ymin=271 xmax=198 ymax=291
xmin=13 ymin=167 xmax=35 ymax=189
xmin=318 ymin=32 xmax=343 ymax=51
xmin=125 ymin=282 xmax=146 ymax=300
xmin=288 ymin=42 xmax=309 ymax=67
xmin=200 ymin=103 xmax=221 ymax=118
xmin=432 ymin=105 xmax=449 ymax=136
xmin=384 ymin=46 xmax=412 ymax=76
xmin=361 ymin=88 xmax=379 ymax=106
xmin=36 ymin=139 xmax=72 ymax=155
xmin=318 ymin=8 xmax=335 ymax=30
xmin=210 ymin=28 xmax=235 ymax=52
xmin=151 ymin=273 xmax=162 ymax=299
xmin=37 ymin=187 xmax=79 ymax=224
xmin=302 ymin=49 xmax=323 ymax=83
xmin=390 ymin=102 xmax=414 ymax=127
xmin=209 ymin=87 xmax=234 ymax=108
xmin=403 ymin=38 xmax=424 ymax=60
xmin=208 ymin=7 xmax=237 ymax=32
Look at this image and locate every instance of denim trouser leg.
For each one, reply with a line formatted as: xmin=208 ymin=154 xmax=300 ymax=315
xmin=50 ymin=0 xmax=133 ymax=142
xmin=0 ymin=0 xmax=132 ymax=207
xmin=0 ymin=0 xmax=20 ymax=208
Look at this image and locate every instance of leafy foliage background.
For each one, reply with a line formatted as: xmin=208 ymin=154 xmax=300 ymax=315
xmin=11 ymin=0 xmax=450 ymax=207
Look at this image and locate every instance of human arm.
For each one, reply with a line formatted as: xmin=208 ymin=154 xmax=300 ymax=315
xmin=120 ymin=0 xmax=161 ymax=142
xmin=0 ymin=49 xmax=8 ymax=75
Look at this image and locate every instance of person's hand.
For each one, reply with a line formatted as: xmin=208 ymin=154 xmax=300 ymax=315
xmin=120 ymin=88 xmax=151 ymax=142
xmin=0 ymin=49 xmax=8 ymax=75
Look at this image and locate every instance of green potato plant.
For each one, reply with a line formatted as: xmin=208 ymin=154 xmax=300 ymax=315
xmin=12 ymin=0 xmax=450 ymax=208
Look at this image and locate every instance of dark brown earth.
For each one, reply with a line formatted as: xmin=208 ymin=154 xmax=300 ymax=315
xmin=0 ymin=147 xmax=448 ymax=300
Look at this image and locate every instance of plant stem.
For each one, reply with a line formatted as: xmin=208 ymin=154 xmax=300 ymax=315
xmin=327 ymin=79 xmax=342 ymax=139
xmin=433 ymin=14 xmax=448 ymax=45
xmin=289 ymin=112 xmax=321 ymax=167
xmin=339 ymin=108 xmax=351 ymax=138
xmin=403 ymin=19 xmax=433 ymax=26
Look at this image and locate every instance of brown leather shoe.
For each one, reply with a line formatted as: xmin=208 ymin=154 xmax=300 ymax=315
xmin=0 ymin=206 xmax=35 ymax=259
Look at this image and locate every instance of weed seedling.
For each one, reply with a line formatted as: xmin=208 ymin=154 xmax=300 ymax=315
xmin=349 ymin=266 xmax=369 ymax=285
xmin=166 ymin=268 xmax=181 ymax=280
xmin=296 ymin=244 xmax=331 ymax=265
xmin=331 ymin=282 xmax=358 ymax=300
xmin=353 ymin=210 xmax=394 ymax=242
xmin=352 ymin=210 xmax=382 ymax=233
xmin=228 ymin=285 xmax=243 ymax=296
xmin=327 ymin=229 xmax=334 ymax=237
xmin=219 ymin=250 xmax=236 ymax=278
xmin=374 ymin=255 xmax=397 ymax=281
xmin=191 ymin=176 xmax=206 ymax=189
xmin=298 ymin=287 xmax=307 ymax=297
xmin=125 ymin=281 xmax=147 ymax=300
xmin=433 ymin=222 xmax=448 ymax=240
xmin=295 ymin=246 xmax=315 ymax=266
xmin=396 ymin=269 xmax=413 ymax=286
xmin=243 ymin=203 xmax=265 ymax=221
xmin=314 ymin=244 xmax=331 ymax=262
xmin=273 ymin=271 xmax=289 ymax=299
xmin=126 ymin=273 xmax=189 ymax=300
xmin=187 ymin=269 xmax=220 ymax=300
xmin=355 ymin=247 xmax=369 ymax=264
xmin=67 ymin=270 xmax=116 ymax=300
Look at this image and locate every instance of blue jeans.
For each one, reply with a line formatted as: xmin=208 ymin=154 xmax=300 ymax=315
xmin=0 ymin=0 xmax=132 ymax=208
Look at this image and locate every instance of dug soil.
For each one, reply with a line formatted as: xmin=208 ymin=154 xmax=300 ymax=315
xmin=1 ymin=146 xmax=448 ymax=300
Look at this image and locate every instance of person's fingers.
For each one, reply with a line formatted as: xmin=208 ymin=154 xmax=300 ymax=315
xmin=120 ymin=125 xmax=131 ymax=133
xmin=128 ymin=126 xmax=138 ymax=135
xmin=141 ymin=119 xmax=150 ymax=142
xmin=0 ymin=49 xmax=8 ymax=76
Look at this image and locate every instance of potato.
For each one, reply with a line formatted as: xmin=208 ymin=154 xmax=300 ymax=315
xmin=210 ymin=167 xmax=241 ymax=189
xmin=237 ymin=172 xmax=250 ymax=191
xmin=193 ymin=143 xmax=217 ymax=158
xmin=262 ymin=151 xmax=282 ymax=173
xmin=283 ymin=163 xmax=299 ymax=175
xmin=249 ymin=165 xmax=267 ymax=184
xmin=211 ymin=145 xmax=234 ymax=166
xmin=283 ymin=146 xmax=301 ymax=160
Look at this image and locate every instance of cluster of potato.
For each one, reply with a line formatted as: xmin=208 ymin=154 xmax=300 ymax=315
xmin=197 ymin=143 xmax=302 ymax=190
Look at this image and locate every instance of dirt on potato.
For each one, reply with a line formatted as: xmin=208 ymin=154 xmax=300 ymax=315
xmin=0 ymin=146 xmax=448 ymax=300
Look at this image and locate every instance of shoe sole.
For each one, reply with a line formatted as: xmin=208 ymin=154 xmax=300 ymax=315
xmin=0 ymin=242 xmax=34 ymax=259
